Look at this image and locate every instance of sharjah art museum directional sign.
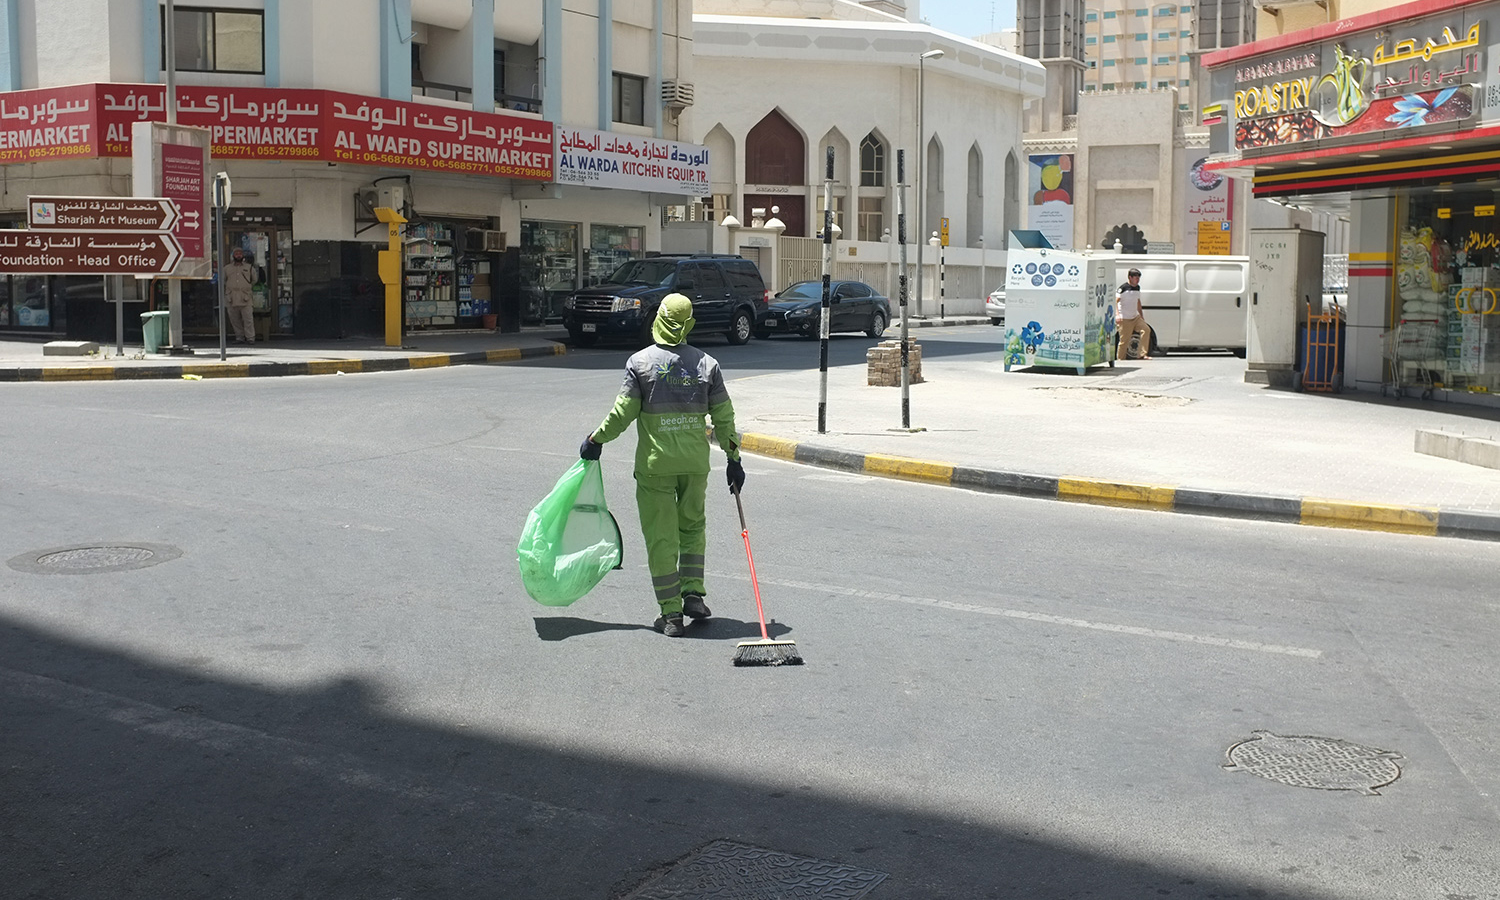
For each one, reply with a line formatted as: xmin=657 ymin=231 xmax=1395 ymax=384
xmin=27 ymin=196 xmax=180 ymax=232
xmin=0 ymin=194 xmax=184 ymax=275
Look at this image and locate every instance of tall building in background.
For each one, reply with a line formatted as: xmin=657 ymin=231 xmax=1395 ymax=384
xmin=1021 ymin=0 xmax=1257 ymax=124
xmin=1193 ymin=0 xmax=1257 ymax=52
xmin=1018 ymin=0 xmax=1087 ymax=132
xmin=1078 ymin=2 xmax=1191 ymax=113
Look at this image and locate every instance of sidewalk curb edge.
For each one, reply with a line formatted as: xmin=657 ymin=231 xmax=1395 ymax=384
xmin=738 ymin=432 xmax=1500 ymax=543
xmin=0 ymin=344 xmax=566 ymax=382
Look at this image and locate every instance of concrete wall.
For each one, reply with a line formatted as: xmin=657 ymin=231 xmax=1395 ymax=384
xmin=1253 ymin=0 xmax=1400 ymax=41
xmin=1074 ymin=90 xmax=1177 ymax=249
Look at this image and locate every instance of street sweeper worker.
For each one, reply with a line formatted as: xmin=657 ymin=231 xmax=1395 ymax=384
xmin=580 ymin=293 xmax=746 ymax=638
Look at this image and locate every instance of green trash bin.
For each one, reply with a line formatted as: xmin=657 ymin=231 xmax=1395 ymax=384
xmin=140 ymin=310 xmax=170 ymax=353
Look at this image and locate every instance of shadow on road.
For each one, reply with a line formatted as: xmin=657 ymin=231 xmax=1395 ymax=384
xmin=534 ymin=615 xmax=789 ymax=642
xmin=0 ymin=615 xmax=1336 ymax=899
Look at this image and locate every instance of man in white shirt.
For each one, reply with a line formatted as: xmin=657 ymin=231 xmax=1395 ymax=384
xmin=1116 ymin=267 xmax=1147 ymax=361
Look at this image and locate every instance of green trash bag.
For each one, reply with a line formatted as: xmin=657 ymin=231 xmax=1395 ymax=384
xmin=517 ymin=459 xmax=624 ymax=606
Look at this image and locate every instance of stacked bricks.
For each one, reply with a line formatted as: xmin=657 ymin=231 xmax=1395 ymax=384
xmin=867 ymin=339 xmax=923 ymax=386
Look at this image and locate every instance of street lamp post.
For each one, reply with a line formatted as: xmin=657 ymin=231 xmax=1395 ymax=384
xmin=914 ymin=47 xmax=943 ymax=319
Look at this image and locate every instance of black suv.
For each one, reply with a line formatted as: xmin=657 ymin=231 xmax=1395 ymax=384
xmin=562 ymin=254 xmax=769 ymax=347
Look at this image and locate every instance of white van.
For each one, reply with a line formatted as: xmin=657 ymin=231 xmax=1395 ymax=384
xmin=1112 ymin=255 xmax=1250 ymax=356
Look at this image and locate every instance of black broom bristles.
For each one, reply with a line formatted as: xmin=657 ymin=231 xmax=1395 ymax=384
xmin=733 ymin=638 xmax=803 ymax=667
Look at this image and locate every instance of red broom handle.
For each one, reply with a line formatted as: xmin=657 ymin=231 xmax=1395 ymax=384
xmin=734 ymin=489 xmax=771 ymax=641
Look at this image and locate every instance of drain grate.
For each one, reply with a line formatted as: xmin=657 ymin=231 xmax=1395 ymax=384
xmin=1224 ymin=731 xmax=1402 ymax=795
xmin=8 ymin=543 xmax=182 ymax=575
xmin=624 ymin=840 xmax=887 ymax=900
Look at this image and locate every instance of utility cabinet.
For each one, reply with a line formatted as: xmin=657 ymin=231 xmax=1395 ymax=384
xmin=1247 ymin=227 xmax=1324 ymax=388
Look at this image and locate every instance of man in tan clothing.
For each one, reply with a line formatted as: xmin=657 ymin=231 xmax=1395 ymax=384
xmin=1115 ymin=267 xmax=1148 ymax=361
xmin=223 ymin=249 xmax=257 ymax=344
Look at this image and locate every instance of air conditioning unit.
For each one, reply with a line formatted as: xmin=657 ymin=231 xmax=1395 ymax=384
xmin=661 ymin=80 xmax=694 ymax=111
xmin=360 ymin=185 xmax=406 ymax=217
xmin=467 ymin=229 xmax=507 ymax=252
xmin=376 ymin=184 xmax=405 ymax=214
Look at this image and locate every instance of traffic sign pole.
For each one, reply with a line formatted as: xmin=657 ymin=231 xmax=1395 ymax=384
xmin=213 ymin=174 xmax=231 ymax=360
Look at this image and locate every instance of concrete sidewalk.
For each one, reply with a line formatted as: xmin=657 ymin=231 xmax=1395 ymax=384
xmin=0 ymin=329 xmax=567 ymax=381
xmin=724 ymin=332 xmax=1500 ymax=542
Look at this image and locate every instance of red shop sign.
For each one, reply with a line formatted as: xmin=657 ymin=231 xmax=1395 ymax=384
xmin=12 ymin=83 xmax=554 ymax=181
xmin=324 ymin=91 xmax=553 ymax=180
xmin=0 ymin=84 xmax=100 ymax=163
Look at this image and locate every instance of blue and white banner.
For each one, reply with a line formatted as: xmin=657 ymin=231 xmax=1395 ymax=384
xmin=553 ymin=127 xmax=709 ymax=195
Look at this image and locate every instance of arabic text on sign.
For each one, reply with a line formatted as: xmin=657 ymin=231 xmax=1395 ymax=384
xmin=1370 ymin=23 xmax=1482 ymax=68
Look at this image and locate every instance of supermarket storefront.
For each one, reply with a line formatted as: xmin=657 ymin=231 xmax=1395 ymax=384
xmin=0 ymin=82 xmax=554 ymax=340
xmin=1201 ymin=0 xmax=1500 ymax=403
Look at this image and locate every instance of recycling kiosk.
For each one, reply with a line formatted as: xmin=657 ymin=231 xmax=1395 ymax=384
xmin=1002 ymin=231 xmax=1116 ymax=373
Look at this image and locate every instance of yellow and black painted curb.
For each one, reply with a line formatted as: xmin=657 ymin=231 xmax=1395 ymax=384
xmin=738 ymin=432 xmax=1500 ymax=543
xmin=0 ymin=344 xmax=565 ymax=383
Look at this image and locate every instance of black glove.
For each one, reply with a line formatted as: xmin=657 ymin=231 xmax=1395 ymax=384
xmin=579 ymin=435 xmax=602 ymax=460
xmin=726 ymin=458 xmax=746 ymax=495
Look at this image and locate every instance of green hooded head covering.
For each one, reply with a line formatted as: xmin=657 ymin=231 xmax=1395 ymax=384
xmin=652 ymin=293 xmax=695 ymax=346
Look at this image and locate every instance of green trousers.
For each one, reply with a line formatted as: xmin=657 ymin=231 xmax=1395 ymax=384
xmin=635 ymin=473 xmax=708 ymax=615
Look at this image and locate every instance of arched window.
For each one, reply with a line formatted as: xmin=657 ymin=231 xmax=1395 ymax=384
xmin=1003 ymin=152 xmax=1019 ymax=245
xmin=859 ymin=133 xmax=885 ymax=187
xmin=745 ymin=109 xmax=805 ymax=185
xmin=966 ymin=144 xmax=983 ymax=247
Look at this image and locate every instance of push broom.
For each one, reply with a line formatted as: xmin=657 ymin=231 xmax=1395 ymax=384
xmin=730 ymin=487 xmax=803 ymax=667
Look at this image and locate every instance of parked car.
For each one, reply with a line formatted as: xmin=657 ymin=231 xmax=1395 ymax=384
xmin=755 ymin=280 xmax=890 ymax=339
xmin=985 ymin=287 xmax=1006 ymax=325
xmin=562 ymin=253 xmax=769 ymax=347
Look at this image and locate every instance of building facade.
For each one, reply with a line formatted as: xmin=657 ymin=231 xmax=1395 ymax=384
xmin=0 ymin=0 xmax=699 ymax=341
xmin=690 ymin=9 xmax=1042 ymax=245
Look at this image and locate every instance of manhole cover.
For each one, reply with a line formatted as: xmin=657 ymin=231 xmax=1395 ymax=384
xmin=622 ymin=840 xmax=887 ymax=899
xmin=8 ymin=543 xmax=182 ymax=575
xmin=1223 ymin=731 xmax=1402 ymax=795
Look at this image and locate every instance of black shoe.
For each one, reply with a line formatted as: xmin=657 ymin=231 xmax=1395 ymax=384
xmin=682 ymin=593 xmax=711 ymax=620
xmin=654 ymin=614 xmax=686 ymax=637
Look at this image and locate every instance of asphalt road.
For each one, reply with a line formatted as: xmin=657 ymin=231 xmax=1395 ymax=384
xmin=2 ymin=331 xmax=1498 ymax=899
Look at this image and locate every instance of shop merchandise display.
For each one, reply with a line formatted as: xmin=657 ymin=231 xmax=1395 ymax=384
xmin=1394 ymin=226 xmax=1451 ymax=368
xmin=404 ymin=221 xmax=488 ymax=329
xmin=1385 ymin=222 xmax=1500 ymax=393
xmin=1453 ymin=267 xmax=1500 ymax=383
xmin=1391 ymin=220 xmax=1500 ymax=393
